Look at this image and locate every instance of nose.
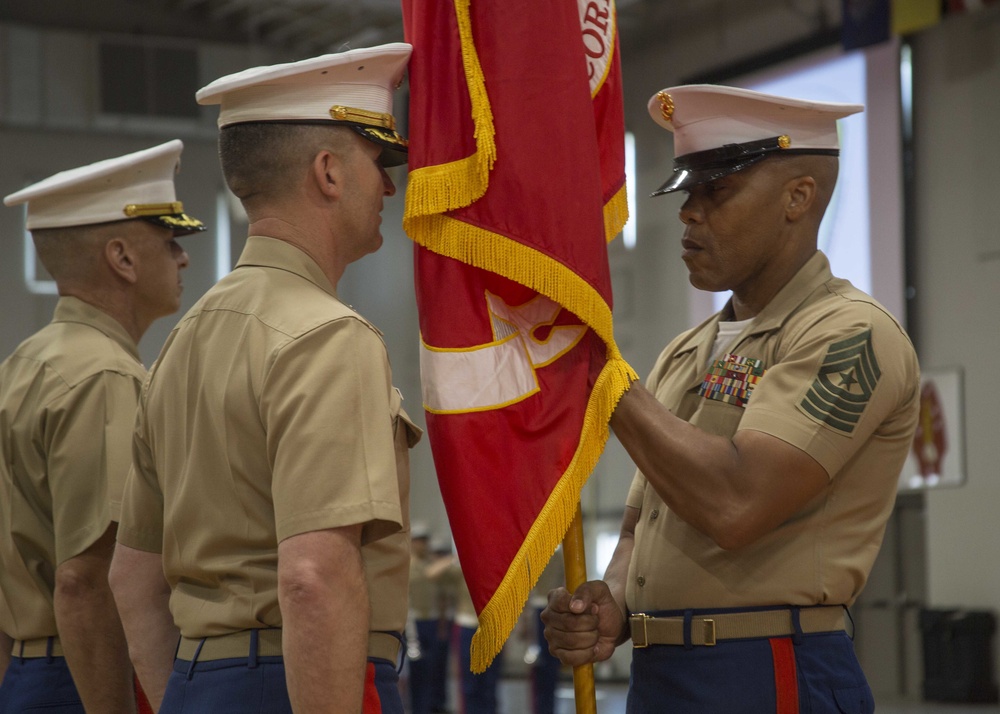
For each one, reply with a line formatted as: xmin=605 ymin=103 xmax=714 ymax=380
xmin=381 ymin=167 xmax=396 ymax=198
xmin=678 ymin=195 xmax=702 ymax=225
xmin=178 ymin=247 xmax=190 ymax=270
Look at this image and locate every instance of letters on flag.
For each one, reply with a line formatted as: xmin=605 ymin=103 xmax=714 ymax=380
xmin=402 ymin=0 xmax=637 ymax=671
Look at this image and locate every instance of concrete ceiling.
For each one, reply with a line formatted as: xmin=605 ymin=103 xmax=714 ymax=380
xmin=0 ymin=0 xmax=407 ymax=55
xmin=0 ymin=0 xmax=837 ymax=61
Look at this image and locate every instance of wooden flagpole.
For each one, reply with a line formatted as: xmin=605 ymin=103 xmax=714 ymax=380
xmin=562 ymin=502 xmax=597 ymax=714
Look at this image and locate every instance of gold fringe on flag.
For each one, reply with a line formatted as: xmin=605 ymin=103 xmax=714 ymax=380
xmin=403 ymin=0 xmax=637 ymax=672
xmin=469 ymin=353 xmax=637 ymax=672
xmin=403 ymin=211 xmax=639 ymax=670
xmin=405 ymin=213 xmax=621 ymax=347
xmin=403 ymin=0 xmax=495 ymax=220
xmin=604 ymin=182 xmax=629 ymax=243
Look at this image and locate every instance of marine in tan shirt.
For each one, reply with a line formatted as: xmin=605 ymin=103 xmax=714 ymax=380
xmin=625 ymin=250 xmax=919 ymax=613
xmin=110 ymin=44 xmax=417 ymax=714
xmin=117 ymin=236 xmax=417 ymax=636
xmin=543 ymin=86 xmax=920 ymax=713
xmin=0 ymin=140 xmax=202 ymax=712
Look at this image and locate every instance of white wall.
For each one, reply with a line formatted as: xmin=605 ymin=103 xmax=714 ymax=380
xmin=912 ymin=8 xmax=1000 ymax=625
xmin=0 ymin=21 xmax=452 ymax=541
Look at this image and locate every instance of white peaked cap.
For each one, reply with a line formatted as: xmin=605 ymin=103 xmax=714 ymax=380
xmin=196 ymin=43 xmax=412 ymax=166
xmin=646 ymin=84 xmax=863 ymax=194
xmin=4 ymin=140 xmax=204 ymax=235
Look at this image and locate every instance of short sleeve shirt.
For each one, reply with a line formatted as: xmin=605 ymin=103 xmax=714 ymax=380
xmin=117 ymin=236 xmax=420 ymax=638
xmin=0 ymin=297 xmax=144 ymax=640
xmin=625 ymin=252 xmax=920 ymax=613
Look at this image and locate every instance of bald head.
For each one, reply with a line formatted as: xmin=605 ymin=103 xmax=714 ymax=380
xmin=32 ymin=222 xmax=125 ymax=285
xmin=219 ymin=123 xmax=357 ymax=210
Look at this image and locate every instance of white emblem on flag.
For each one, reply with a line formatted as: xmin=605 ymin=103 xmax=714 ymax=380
xmin=578 ymin=0 xmax=616 ymax=96
xmin=420 ymin=293 xmax=587 ymax=413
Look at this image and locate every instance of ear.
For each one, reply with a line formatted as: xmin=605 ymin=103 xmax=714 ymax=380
xmin=311 ymin=149 xmax=344 ymax=201
xmin=104 ymin=236 xmax=139 ymax=284
xmin=784 ymin=175 xmax=817 ymax=222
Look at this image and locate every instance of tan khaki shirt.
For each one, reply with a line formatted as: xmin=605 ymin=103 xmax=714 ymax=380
xmin=409 ymin=555 xmax=436 ymax=620
xmin=118 ymin=236 xmax=420 ymax=638
xmin=626 ymin=252 xmax=920 ymax=612
xmin=0 ymin=297 xmax=144 ymax=640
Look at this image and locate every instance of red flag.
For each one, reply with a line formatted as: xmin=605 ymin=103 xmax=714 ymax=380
xmin=402 ymin=0 xmax=636 ymax=671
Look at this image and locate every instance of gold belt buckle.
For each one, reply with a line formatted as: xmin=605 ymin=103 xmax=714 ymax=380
xmin=703 ymin=618 xmax=716 ymax=646
xmin=633 ymin=613 xmax=651 ymax=648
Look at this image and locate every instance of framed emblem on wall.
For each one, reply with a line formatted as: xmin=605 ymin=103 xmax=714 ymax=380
xmin=898 ymin=367 xmax=965 ymax=491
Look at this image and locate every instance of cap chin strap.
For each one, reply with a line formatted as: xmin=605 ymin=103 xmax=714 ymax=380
xmin=674 ymin=136 xmax=839 ymax=173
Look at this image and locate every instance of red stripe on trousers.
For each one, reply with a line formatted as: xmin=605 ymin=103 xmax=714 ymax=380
xmin=769 ymin=637 xmax=800 ymax=714
xmin=363 ymin=661 xmax=382 ymax=714
xmin=134 ymin=675 xmax=154 ymax=714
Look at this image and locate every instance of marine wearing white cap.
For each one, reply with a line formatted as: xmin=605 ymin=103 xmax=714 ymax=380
xmin=196 ymin=44 xmax=411 ymax=166
xmin=111 ymin=43 xmax=419 ymax=713
xmin=0 ymin=140 xmax=199 ymax=712
xmin=541 ymin=82 xmax=919 ymax=713
xmin=4 ymin=139 xmax=205 ymax=234
xmin=647 ymin=84 xmax=863 ymax=195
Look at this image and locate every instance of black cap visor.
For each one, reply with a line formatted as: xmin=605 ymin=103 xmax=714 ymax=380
xmin=651 ymin=137 xmax=839 ymax=196
xmin=652 ymin=155 xmax=768 ymax=196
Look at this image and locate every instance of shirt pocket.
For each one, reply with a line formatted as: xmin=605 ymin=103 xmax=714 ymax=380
xmin=689 ymin=393 xmax=747 ymax=439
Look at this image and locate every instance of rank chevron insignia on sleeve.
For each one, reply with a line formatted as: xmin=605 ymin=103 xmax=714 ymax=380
xmin=798 ymin=329 xmax=880 ymax=434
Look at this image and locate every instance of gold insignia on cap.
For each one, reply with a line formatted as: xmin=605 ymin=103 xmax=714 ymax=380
xmin=657 ymin=91 xmax=674 ymax=122
xmin=364 ymin=127 xmax=409 ymax=147
xmin=329 ymin=105 xmax=396 ymax=131
xmin=123 ymin=201 xmax=184 ymax=218
xmin=158 ymin=214 xmax=204 ymax=229
xmin=778 ymin=135 xmax=791 ymax=149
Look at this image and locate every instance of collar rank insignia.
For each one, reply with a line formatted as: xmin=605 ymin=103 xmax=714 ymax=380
xmin=799 ymin=329 xmax=880 ymax=434
xmin=698 ymin=353 xmax=766 ymax=408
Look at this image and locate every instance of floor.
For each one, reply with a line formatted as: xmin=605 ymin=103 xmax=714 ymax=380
xmin=476 ymin=678 xmax=1000 ymax=713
